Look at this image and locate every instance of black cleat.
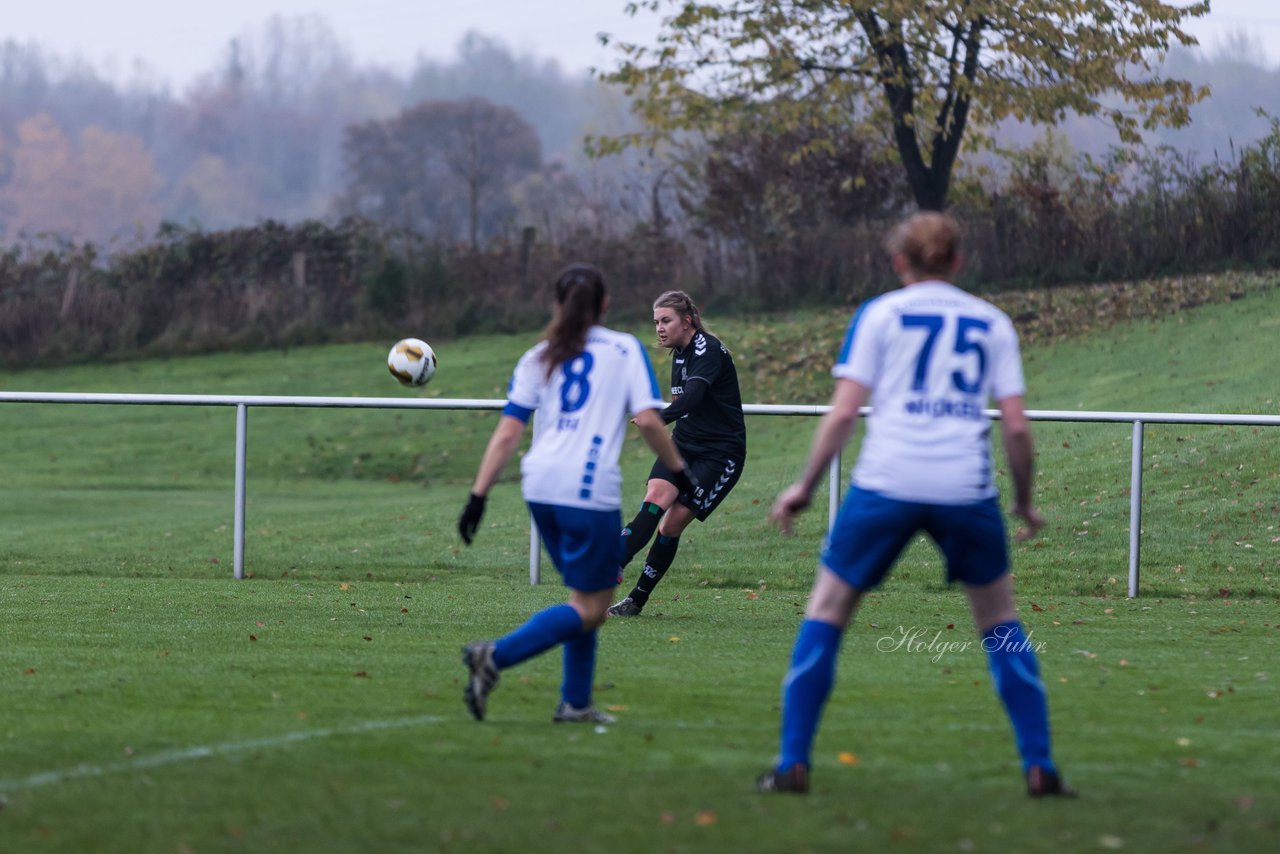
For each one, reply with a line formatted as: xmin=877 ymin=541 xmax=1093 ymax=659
xmin=607 ymin=597 xmax=643 ymax=617
xmin=756 ymin=764 xmax=809 ymax=794
xmin=1027 ymin=765 xmax=1078 ymax=798
xmin=461 ymin=641 xmax=500 ymax=721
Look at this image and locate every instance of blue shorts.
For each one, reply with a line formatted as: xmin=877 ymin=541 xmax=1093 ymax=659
xmin=821 ymin=487 xmax=1009 ymax=591
xmin=527 ymin=502 xmax=625 ymax=593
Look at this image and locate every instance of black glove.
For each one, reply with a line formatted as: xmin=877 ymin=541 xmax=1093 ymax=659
xmin=458 ymin=493 xmax=486 ymax=545
xmin=672 ymin=464 xmax=701 ymax=498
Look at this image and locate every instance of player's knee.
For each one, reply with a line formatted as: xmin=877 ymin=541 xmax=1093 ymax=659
xmin=658 ymin=506 xmax=696 ymax=537
xmin=805 ymin=570 xmax=862 ymax=625
xmin=644 ymin=480 xmax=680 ymax=505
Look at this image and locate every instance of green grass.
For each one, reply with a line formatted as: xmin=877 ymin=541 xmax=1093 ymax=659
xmin=1 ymin=279 xmax=1279 ymax=852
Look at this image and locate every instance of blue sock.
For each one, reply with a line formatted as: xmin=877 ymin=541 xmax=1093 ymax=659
xmin=983 ymin=619 xmax=1055 ymax=773
xmin=493 ymin=603 xmax=583 ymax=669
xmin=778 ymin=619 xmax=843 ymax=772
xmin=561 ymin=629 xmax=598 ymax=708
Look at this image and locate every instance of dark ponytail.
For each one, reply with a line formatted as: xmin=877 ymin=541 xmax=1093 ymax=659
xmin=541 ymin=263 xmax=606 ymax=377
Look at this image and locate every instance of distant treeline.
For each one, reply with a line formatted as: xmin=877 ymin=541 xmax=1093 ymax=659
xmin=0 ymin=24 xmax=635 ymax=247
xmin=3 ymin=19 xmax=1279 ymax=249
xmin=2 ymin=118 xmax=1278 ymax=369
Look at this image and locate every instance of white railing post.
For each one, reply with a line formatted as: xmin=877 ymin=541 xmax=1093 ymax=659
xmin=1128 ymin=420 xmax=1144 ymax=598
xmin=828 ymin=450 xmax=842 ymax=531
xmin=529 ymin=514 xmax=541 ymax=585
xmin=233 ymin=403 xmax=248 ymax=580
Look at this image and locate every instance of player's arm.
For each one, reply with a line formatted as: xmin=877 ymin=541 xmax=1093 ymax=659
xmin=771 ymin=378 xmax=868 ymax=533
xmin=634 ymin=408 xmax=686 ymax=472
xmin=997 ymin=394 xmax=1044 ymax=542
xmin=469 ymin=415 xmax=526 ymax=497
xmin=661 ymin=342 xmax=723 ymax=423
xmin=659 ymin=377 xmax=708 ymax=423
xmin=458 ymin=414 xmax=527 ymax=544
xmin=634 ymin=408 xmax=699 ymax=495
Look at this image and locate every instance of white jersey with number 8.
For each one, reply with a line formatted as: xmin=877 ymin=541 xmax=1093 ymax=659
xmin=507 ymin=325 xmax=666 ymax=511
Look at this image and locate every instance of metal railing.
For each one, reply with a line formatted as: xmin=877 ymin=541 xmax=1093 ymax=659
xmin=2 ymin=391 xmax=1277 ymax=597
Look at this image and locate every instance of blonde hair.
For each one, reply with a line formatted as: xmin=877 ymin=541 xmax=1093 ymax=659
xmin=886 ymin=212 xmax=961 ymax=278
xmin=652 ymin=290 xmax=705 ymax=332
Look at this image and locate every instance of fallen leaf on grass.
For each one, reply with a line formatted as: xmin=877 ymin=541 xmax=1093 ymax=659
xmin=838 ymin=752 xmax=860 ymax=766
xmin=694 ymin=811 xmax=717 ymax=826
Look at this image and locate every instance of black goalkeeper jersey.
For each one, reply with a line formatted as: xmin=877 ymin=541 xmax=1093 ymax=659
xmin=662 ymin=330 xmax=747 ymax=457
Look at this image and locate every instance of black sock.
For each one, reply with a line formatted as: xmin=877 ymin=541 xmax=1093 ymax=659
xmin=621 ymin=501 xmax=663 ymax=567
xmin=630 ymin=534 xmax=680 ymax=607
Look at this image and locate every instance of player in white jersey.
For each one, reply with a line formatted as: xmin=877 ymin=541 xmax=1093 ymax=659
xmin=456 ymin=263 xmax=697 ymax=724
xmin=756 ymin=213 xmax=1074 ymax=799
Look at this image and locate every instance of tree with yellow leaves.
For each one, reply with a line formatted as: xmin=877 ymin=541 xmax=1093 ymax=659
xmin=599 ymin=0 xmax=1211 ymax=210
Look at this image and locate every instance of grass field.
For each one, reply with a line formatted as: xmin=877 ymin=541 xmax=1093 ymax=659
xmin=1 ymin=275 xmax=1278 ymax=852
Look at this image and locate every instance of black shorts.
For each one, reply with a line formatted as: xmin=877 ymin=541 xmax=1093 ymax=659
xmin=649 ymin=448 xmax=744 ymax=522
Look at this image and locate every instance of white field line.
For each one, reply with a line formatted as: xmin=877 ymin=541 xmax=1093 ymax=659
xmin=0 ymin=714 xmax=447 ymax=793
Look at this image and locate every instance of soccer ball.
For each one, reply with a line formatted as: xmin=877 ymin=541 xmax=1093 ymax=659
xmin=387 ymin=338 xmax=437 ymax=387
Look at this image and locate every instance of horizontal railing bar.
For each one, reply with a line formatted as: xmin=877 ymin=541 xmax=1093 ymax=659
xmin=3 ymin=390 xmax=1277 ymax=594
xmin=2 ymin=392 xmax=1278 ymax=427
xmin=0 ymin=392 xmax=508 ymax=409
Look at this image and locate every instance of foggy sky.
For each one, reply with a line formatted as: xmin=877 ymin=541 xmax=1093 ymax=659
xmin=6 ymin=0 xmax=1278 ymax=90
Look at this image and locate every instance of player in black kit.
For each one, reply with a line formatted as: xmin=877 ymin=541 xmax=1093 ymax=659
xmin=608 ymin=290 xmax=747 ymax=616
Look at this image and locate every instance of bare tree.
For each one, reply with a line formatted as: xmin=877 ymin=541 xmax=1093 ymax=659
xmin=340 ymin=96 xmax=541 ymax=246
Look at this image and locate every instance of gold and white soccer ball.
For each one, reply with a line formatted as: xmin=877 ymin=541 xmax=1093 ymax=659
xmin=387 ymin=338 xmax=437 ymax=387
